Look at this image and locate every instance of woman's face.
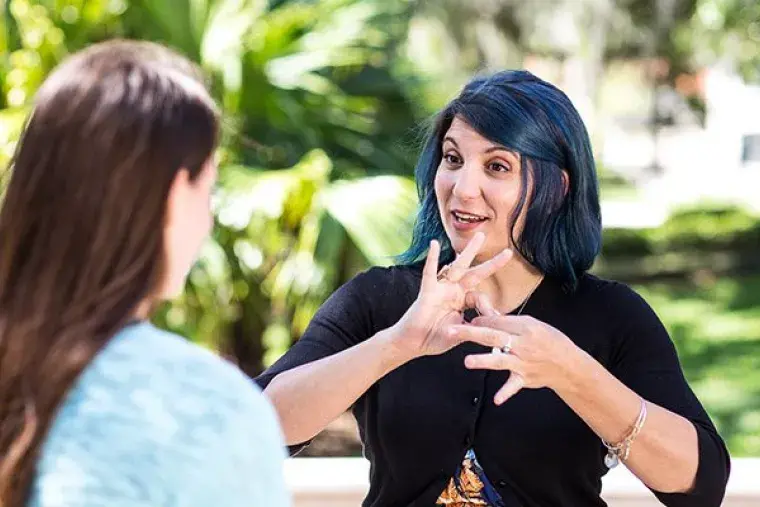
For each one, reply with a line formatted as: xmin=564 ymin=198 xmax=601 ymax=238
xmin=434 ymin=117 xmax=529 ymax=263
xmin=161 ymin=157 xmax=217 ymax=298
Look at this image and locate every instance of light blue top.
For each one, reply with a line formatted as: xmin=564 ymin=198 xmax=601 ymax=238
xmin=29 ymin=322 xmax=290 ymax=507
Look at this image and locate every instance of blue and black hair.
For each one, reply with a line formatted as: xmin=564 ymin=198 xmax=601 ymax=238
xmin=398 ymin=70 xmax=602 ymax=290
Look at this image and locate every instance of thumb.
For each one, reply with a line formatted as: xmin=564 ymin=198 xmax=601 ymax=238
xmin=464 ymin=291 xmax=479 ymax=310
xmin=476 ymin=291 xmax=500 ymax=317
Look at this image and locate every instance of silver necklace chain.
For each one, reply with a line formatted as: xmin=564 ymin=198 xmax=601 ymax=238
xmin=470 ymin=275 xmax=544 ymax=319
xmin=513 ymin=275 xmax=544 ymax=316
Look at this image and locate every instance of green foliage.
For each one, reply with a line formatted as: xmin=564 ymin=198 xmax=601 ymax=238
xmin=596 ymin=206 xmax=760 ymax=286
xmin=674 ymin=0 xmax=760 ymax=82
xmin=0 ymin=0 xmax=421 ymax=376
xmin=600 ymin=205 xmax=760 ymax=259
xmin=654 ymin=205 xmax=760 ymax=249
xmin=598 ymin=206 xmax=760 ymax=455
xmin=635 ymin=275 xmax=760 ymax=456
xmin=114 ymin=0 xmax=419 ymax=173
xmin=152 ymin=149 xmax=416 ymax=374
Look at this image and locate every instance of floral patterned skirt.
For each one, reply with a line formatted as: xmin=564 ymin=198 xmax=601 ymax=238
xmin=436 ymin=449 xmax=505 ymax=507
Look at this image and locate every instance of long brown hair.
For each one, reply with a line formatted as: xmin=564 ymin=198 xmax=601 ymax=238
xmin=0 ymin=39 xmax=220 ymax=506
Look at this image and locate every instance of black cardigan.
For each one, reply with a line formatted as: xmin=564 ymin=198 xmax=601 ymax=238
xmin=255 ymin=264 xmax=730 ymax=507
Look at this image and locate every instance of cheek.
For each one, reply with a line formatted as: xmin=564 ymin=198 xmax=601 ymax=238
xmin=485 ymin=184 xmax=517 ymax=218
xmin=198 ymin=192 xmax=214 ymax=238
xmin=179 ymin=188 xmax=213 ymax=249
xmin=434 ymin=169 xmax=452 ymax=202
xmin=498 ymin=186 xmax=529 ymax=235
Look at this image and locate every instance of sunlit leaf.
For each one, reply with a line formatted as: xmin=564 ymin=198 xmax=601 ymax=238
xmin=126 ymin=0 xmax=200 ymax=59
xmin=201 ymin=0 xmax=265 ymax=94
xmin=323 ymin=175 xmax=417 ymax=265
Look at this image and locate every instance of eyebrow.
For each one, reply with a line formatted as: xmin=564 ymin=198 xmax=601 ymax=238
xmin=443 ymin=136 xmax=459 ymax=148
xmin=443 ymin=136 xmax=514 ymax=156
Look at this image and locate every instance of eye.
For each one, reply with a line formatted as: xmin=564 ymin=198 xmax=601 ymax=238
xmin=443 ymin=152 xmax=463 ymax=166
xmin=488 ymin=160 xmax=511 ymax=173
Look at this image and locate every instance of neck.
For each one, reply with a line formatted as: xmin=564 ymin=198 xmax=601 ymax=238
xmin=475 ymin=253 xmax=544 ymax=314
xmin=132 ymin=299 xmax=153 ymax=321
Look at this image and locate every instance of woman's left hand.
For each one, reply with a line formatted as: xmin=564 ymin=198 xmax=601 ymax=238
xmin=450 ymin=292 xmax=582 ymax=405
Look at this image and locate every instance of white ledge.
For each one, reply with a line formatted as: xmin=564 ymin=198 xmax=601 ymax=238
xmin=285 ymin=457 xmax=760 ymax=507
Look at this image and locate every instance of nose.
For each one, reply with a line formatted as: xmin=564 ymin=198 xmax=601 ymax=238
xmin=452 ymin=164 xmax=482 ymax=201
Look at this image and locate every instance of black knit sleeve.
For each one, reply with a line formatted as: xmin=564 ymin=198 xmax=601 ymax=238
xmin=606 ymin=283 xmax=731 ymax=507
xmin=254 ymin=268 xmax=381 ymax=454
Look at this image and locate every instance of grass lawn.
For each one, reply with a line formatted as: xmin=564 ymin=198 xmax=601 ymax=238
xmin=635 ymin=275 xmax=760 ymax=457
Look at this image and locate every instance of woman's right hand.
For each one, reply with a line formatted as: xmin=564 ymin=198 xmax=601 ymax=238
xmin=392 ymin=233 xmax=513 ymax=358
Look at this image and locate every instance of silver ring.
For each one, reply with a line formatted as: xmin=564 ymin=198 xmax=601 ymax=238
xmin=498 ymin=334 xmax=513 ymax=355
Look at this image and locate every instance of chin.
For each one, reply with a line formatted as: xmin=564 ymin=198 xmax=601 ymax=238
xmin=448 ymin=239 xmax=511 ymax=266
xmin=445 ymin=235 xmax=466 ymax=255
xmin=470 ymin=247 xmax=498 ymax=263
xmin=445 ymin=228 xmax=502 ymax=254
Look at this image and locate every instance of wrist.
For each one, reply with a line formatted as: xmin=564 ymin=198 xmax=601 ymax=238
xmin=552 ymin=342 xmax=597 ymax=398
xmin=376 ymin=325 xmax=420 ymax=367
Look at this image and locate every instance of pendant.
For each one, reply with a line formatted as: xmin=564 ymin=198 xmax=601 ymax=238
xmin=604 ymin=452 xmax=619 ymax=469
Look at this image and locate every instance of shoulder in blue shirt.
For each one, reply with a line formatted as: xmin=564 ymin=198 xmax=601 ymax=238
xmin=30 ymin=322 xmax=290 ymax=507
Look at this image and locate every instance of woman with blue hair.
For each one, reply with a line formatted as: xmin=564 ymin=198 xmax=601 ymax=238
xmin=257 ymin=70 xmax=730 ymax=507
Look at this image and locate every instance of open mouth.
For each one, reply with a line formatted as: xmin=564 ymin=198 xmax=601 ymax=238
xmin=452 ymin=210 xmax=488 ymax=224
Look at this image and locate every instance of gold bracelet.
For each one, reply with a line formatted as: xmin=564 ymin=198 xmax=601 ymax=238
xmin=602 ymin=399 xmax=648 ymax=469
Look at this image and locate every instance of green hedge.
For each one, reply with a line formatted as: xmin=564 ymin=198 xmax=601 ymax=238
xmin=597 ymin=205 xmax=760 ymax=282
xmin=602 ymin=205 xmax=760 ymax=255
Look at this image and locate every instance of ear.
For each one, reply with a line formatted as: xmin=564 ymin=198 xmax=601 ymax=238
xmin=560 ymin=170 xmax=570 ymax=197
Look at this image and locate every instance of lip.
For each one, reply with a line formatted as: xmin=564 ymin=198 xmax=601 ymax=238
xmin=449 ymin=209 xmax=490 ymax=233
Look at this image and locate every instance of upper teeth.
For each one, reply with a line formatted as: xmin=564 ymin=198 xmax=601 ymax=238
xmin=454 ymin=211 xmax=486 ymax=221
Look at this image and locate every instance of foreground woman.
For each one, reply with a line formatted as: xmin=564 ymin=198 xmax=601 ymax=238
xmin=0 ymin=40 xmax=290 ymax=507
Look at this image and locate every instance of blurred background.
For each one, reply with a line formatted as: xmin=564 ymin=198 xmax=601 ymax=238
xmin=1 ymin=0 xmax=759 ymax=465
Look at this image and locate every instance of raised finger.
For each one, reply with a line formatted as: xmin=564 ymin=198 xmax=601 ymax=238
xmin=474 ymin=291 xmax=499 ymax=317
xmin=459 ymin=248 xmax=513 ymax=289
xmin=448 ymin=232 xmax=485 ymax=278
xmin=421 ymin=240 xmax=441 ymax=290
xmin=495 ymin=374 xmax=525 ymax=405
